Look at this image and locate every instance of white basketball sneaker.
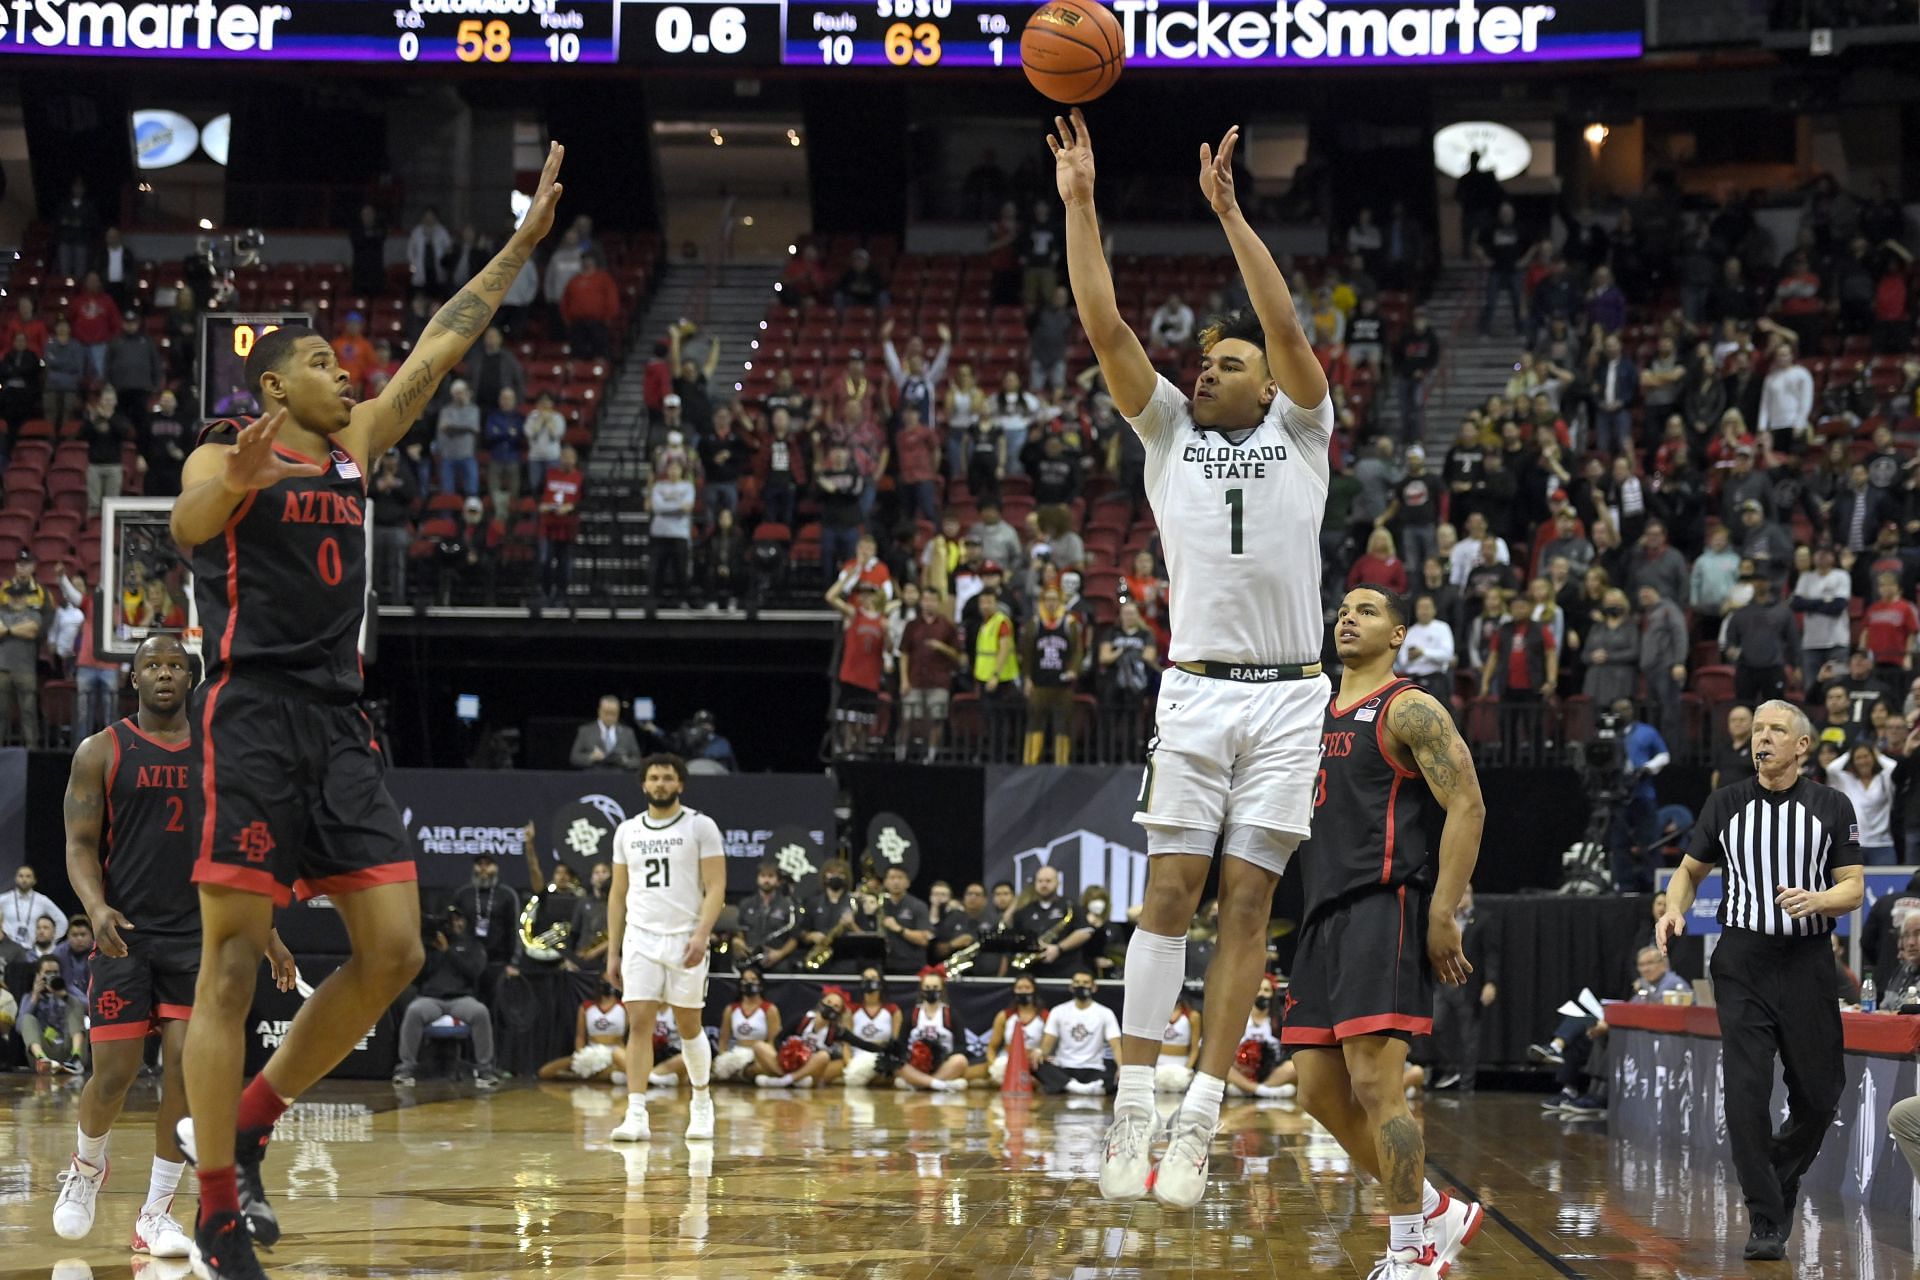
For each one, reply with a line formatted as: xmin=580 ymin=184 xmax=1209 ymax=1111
xmin=685 ymin=1091 xmax=715 ymax=1141
xmin=52 ymin=1155 xmax=107 ymax=1240
xmin=610 ymin=1102 xmax=651 ymax=1142
xmin=1366 ymin=1244 xmax=1444 ymax=1279
xmin=1097 ymin=1107 xmax=1156 ymax=1201
xmin=131 ymin=1208 xmax=193 ymax=1258
xmin=1149 ymin=1113 xmax=1215 ymax=1208
xmin=1427 ymin=1191 xmax=1485 ymax=1269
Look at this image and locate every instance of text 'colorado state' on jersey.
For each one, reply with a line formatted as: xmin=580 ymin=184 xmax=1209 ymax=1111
xmin=612 ymin=807 xmax=724 ymax=938
xmin=1126 ymin=375 xmax=1333 ymax=667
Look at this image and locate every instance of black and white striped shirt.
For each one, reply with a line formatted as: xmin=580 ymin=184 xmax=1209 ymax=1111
xmin=1688 ymin=777 xmax=1863 ymax=936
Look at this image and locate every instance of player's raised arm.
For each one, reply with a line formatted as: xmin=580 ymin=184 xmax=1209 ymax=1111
xmin=1049 ymin=110 xmax=1156 ymax=418
xmin=1200 ymin=127 xmax=1328 ymax=411
xmin=344 ymin=142 xmax=566 ymax=462
xmin=1385 ymin=690 xmax=1484 ymax=986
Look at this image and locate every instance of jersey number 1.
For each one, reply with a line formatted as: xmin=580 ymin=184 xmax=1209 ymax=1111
xmin=641 ymin=858 xmax=671 ymax=890
xmin=1225 ymin=488 xmax=1244 ymax=555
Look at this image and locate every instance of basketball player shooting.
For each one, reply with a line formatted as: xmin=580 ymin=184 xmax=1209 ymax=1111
xmin=1288 ymin=587 xmax=1487 ymax=1278
xmin=167 ymin=145 xmax=565 ymax=1280
xmin=55 ymin=635 xmax=296 ymax=1259
xmin=605 ymin=754 xmax=728 ymax=1145
xmin=1047 ymin=109 xmax=1333 ymax=1209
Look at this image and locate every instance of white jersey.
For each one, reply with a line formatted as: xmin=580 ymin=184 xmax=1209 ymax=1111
xmin=728 ymin=1001 xmax=771 ymax=1044
xmin=612 ymin=806 xmax=724 ymax=937
xmin=583 ymin=1000 xmax=628 ymax=1041
xmin=1244 ymin=1012 xmax=1281 ymax=1047
xmin=851 ymin=1003 xmax=900 ymax=1046
xmin=909 ymin=1003 xmax=956 ymax=1057
xmin=1044 ymin=998 xmax=1121 ymax=1070
xmin=1005 ymin=1009 xmax=1046 ymax=1054
xmin=1128 ymin=374 xmax=1332 ymax=665
xmin=1162 ymin=1008 xmax=1193 ymax=1051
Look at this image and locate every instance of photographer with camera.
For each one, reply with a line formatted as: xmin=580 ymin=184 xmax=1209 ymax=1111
xmin=392 ymin=904 xmax=499 ymax=1090
xmin=1603 ymin=699 xmax=1672 ymax=895
xmin=20 ymin=954 xmax=86 ymax=1075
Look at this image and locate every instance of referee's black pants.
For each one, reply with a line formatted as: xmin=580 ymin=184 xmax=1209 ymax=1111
xmin=1710 ymin=929 xmax=1844 ymax=1228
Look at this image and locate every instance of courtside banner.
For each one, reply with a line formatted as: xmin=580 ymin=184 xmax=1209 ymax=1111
xmin=1112 ymin=0 xmax=1644 ymax=67
xmin=982 ymin=766 xmax=1152 ymax=917
xmin=384 ymin=769 xmax=835 ymax=895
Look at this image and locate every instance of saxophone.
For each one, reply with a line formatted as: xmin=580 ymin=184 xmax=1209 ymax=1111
xmin=802 ymin=892 xmax=877 ymax=971
xmin=1009 ymin=907 xmax=1074 ymax=973
xmin=519 ymin=896 xmax=571 ymax=963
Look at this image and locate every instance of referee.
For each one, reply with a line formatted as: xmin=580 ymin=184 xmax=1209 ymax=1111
xmin=1658 ymin=700 xmax=1864 ymax=1262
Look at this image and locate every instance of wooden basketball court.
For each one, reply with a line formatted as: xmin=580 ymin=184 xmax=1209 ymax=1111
xmin=9 ymin=1078 xmax=1916 ymax=1278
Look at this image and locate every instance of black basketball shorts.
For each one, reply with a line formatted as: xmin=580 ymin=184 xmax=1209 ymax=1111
xmin=89 ymin=931 xmax=200 ymax=1044
xmin=191 ymin=673 xmax=416 ymax=908
xmin=1280 ymin=884 xmax=1433 ymax=1047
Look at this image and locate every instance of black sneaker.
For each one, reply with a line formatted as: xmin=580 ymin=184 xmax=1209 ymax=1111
xmin=475 ymin=1068 xmax=501 ymax=1091
xmin=1742 ymin=1219 xmax=1786 ymax=1261
xmin=392 ymin=1067 xmax=417 ymax=1088
xmin=177 ymin=1119 xmax=280 ymax=1249
xmin=1780 ymin=1174 xmax=1801 ymax=1221
xmin=1526 ymin=1042 xmax=1566 ymax=1066
xmin=191 ymin=1209 xmax=269 ymax=1280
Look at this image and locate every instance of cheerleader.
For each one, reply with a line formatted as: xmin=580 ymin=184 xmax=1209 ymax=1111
xmin=971 ymin=973 xmax=1048 ymax=1085
xmin=891 ymin=966 xmax=971 ymax=1092
xmin=1226 ymin=974 xmax=1294 ymax=1097
xmin=537 ymin=980 xmax=630 ymax=1081
xmin=840 ymin=966 xmax=905 ymax=1088
xmin=712 ymin=965 xmax=785 ymax=1084
xmin=1155 ymin=998 xmax=1203 ymax=1093
xmin=758 ymin=986 xmax=849 ymax=1089
xmin=647 ymin=1007 xmax=690 ymax=1086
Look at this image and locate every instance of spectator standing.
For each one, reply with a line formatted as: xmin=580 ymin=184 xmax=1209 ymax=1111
xmin=1582 ymin=588 xmax=1640 ymax=708
xmin=1863 ymin=572 xmax=1920 ymax=690
xmin=647 ymin=458 xmax=696 ymax=606
xmin=779 ymin=243 xmax=832 ymax=309
xmin=875 ymin=865 xmax=933 ymax=973
xmin=1609 ymin=699 xmax=1671 ymax=893
xmin=1428 ymin=885 xmax=1500 ymax=1091
xmin=0 ymin=332 xmax=40 ymax=433
xmin=441 ymin=224 xmax=492 ymax=285
xmin=392 ymin=906 xmax=500 ymax=1088
xmin=881 ymin=322 xmax=951 ymax=431
xmin=1021 ymin=583 xmax=1082 ymax=766
xmin=815 ymin=444 xmax=867 ymax=580
xmin=522 ymin=391 xmax=567 ymax=496
xmin=944 ymin=364 xmax=986 ymax=480
xmin=1714 ymin=704 xmax=1757 ymax=792
xmin=1625 ymin=521 xmax=1688 ymax=604
xmin=542 ymin=228 xmax=586 ymax=314
xmin=899 ymin=588 xmax=964 ymax=762
xmin=1831 ymin=464 xmax=1889 ymax=554
xmin=1482 ymin=591 xmax=1555 ymax=759
xmin=55 ymin=178 xmax=100 ymax=281
xmin=473 ymin=328 xmax=526 ymax=415
xmin=96 ymin=226 xmax=133 ymax=308
xmin=142 ymin=389 xmax=189 ymax=497
xmin=832 ymin=248 xmax=889 ymax=312
xmin=1723 ymin=576 xmax=1798 ymax=705
xmin=1 ymin=297 xmax=48 ymax=359
xmin=1379 ymin=446 xmax=1440 ymax=573
xmin=1585 ymin=265 xmax=1627 ymax=334
xmin=1638 ymin=584 xmax=1689 ymax=747
xmin=69 ymin=273 xmax=121 ymax=380
xmin=41 ymin=318 xmax=84 ymax=429
xmin=1395 ymin=593 xmax=1457 ymax=702
xmin=1453 ymin=151 xmax=1501 ymax=258
xmin=1098 ymin=598 xmax=1158 ymax=708
xmin=369 ymin=450 xmax=416 ymax=602
xmin=1476 ymin=203 xmax=1525 ymax=336
xmin=1792 ymin=545 xmax=1854 ymax=683
xmin=754 ymin=407 xmax=807 ymax=529
xmin=987 ymin=373 xmax=1043 ymax=478
xmin=1345 ymin=296 xmax=1386 ymax=370
xmin=1020 ymin=201 xmax=1062 ymax=308
xmin=0 ymin=549 xmax=42 ymax=745
xmin=1028 ymin=285 xmax=1074 ymax=394
xmin=703 ymin=507 xmax=747 ymax=607
xmin=79 ymin=389 xmax=132 ymax=514
xmin=330 ymin=312 xmax=378 ymax=395
xmin=407 ymin=208 xmax=454 ymax=297
xmin=970 ymin=500 xmax=1024 ymax=573
xmin=3 ymin=866 xmax=66 ymax=950
xmin=1827 ymin=746 xmax=1900 ymax=866
xmin=1690 ymin=525 xmax=1743 ymax=631
xmin=1347 ymin=529 xmax=1408 ymax=596
xmin=830 ymin=582 xmax=889 ymax=756
xmin=434 ymin=380 xmax=482 ymax=497
xmin=1757 ymin=343 xmax=1816 ymax=450
xmin=537 ymin=444 xmax=585 ymax=602
xmin=698 ymin=408 xmax=748 ymax=527
xmin=1591 ymin=334 xmax=1638 ymax=458
xmin=349 ymin=204 xmax=389 ymax=297
xmin=894 ymin=406 xmax=942 ymax=525
xmin=1149 ymin=294 xmax=1195 ymax=349
xmin=499 ymin=248 xmax=540 ymax=335
xmin=482 ymin=388 xmax=526 ymax=509
xmin=561 ymin=253 xmax=621 ymax=359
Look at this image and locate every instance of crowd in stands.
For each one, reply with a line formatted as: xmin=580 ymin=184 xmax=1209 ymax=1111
xmin=0 ymin=196 xmax=651 ymax=746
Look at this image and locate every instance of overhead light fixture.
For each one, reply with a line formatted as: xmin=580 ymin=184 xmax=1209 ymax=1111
xmin=787 ymin=244 xmax=797 ymax=255
xmin=1583 ymin=122 xmax=1610 ymax=153
xmin=710 ymin=128 xmax=724 ymax=146
xmin=198 ymin=218 xmax=214 ymax=230
xmin=743 ymin=216 xmax=754 ymax=227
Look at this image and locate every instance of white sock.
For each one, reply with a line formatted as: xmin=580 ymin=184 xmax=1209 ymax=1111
xmin=1254 ymin=1084 xmax=1282 ymax=1098
xmin=1115 ymin=1064 xmax=1155 ymax=1115
xmin=145 ymin=1157 xmax=185 ymax=1216
xmin=1066 ymin=1079 xmax=1102 ymax=1095
xmin=626 ymin=1093 xmax=648 ymax=1117
xmin=649 ymin=1070 xmax=677 ymax=1086
xmin=679 ymin=1027 xmax=712 ymax=1088
xmin=76 ymin=1126 xmax=108 ymax=1168
xmin=1422 ymin=1182 xmax=1443 ymax=1217
xmin=1120 ymin=928 xmax=1187 ymax=1040
xmin=1181 ymin=1073 xmax=1226 ymax=1126
xmin=757 ymin=1074 xmax=792 ymax=1088
xmin=1390 ymin=1212 xmax=1424 ymax=1253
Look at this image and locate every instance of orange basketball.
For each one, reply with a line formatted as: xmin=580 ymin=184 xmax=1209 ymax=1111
xmin=1021 ymin=0 xmax=1124 ymax=105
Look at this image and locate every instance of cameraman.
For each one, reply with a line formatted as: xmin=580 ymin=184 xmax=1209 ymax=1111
xmin=19 ymin=954 xmax=86 ymax=1074
xmin=1607 ymin=699 xmax=1672 ymax=894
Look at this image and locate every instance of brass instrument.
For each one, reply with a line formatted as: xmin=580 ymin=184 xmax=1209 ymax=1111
xmin=802 ymin=891 xmax=878 ymax=971
xmin=943 ymin=938 xmax=983 ymax=978
xmin=1010 ymin=907 xmax=1074 ymax=973
xmin=519 ymin=897 xmax=572 ymax=963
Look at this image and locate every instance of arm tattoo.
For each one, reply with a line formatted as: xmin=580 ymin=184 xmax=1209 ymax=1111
xmin=1393 ymin=695 xmax=1469 ymax=800
xmin=429 ymin=289 xmax=495 ymax=340
xmin=477 ymin=249 xmax=526 ymax=296
xmin=388 ymin=357 xmax=438 ymax=421
xmin=1378 ymin=1113 xmax=1424 ymax=1205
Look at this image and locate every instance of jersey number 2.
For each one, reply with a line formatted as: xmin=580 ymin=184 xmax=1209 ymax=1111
xmin=165 ymin=796 xmax=186 ymax=833
xmin=1224 ymin=488 xmax=1244 ymax=555
xmin=641 ymin=858 xmax=671 ymax=890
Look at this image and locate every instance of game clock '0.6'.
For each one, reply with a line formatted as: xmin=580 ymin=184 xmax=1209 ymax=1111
xmin=617 ymin=0 xmax=783 ymax=63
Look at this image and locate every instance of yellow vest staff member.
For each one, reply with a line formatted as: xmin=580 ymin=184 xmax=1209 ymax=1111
xmin=973 ymin=586 xmax=1021 ymax=691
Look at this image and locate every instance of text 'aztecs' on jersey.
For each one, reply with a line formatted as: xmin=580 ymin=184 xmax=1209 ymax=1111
xmin=613 ymin=808 xmax=725 ymax=937
xmin=1126 ymin=375 xmax=1333 ymax=667
xmin=1296 ymin=680 xmax=1433 ymax=921
xmin=104 ymin=719 xmax=199 ymax=935
xmin=189 ymin=434 xmax=369 ymax=698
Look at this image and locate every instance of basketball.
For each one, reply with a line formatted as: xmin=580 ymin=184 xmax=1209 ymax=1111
xmin=1021 ymin=0 xmax=1124 ymax=105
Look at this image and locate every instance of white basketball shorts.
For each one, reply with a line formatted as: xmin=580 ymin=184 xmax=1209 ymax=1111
xmin=1132 ymin=667 xmax=1329 ymax=839
xmin=620 ymin=927 xmax=710 ymax=1008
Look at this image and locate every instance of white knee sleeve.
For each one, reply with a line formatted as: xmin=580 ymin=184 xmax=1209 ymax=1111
xmin=1121 ymin=927 xmax=1189 ymax=1040
xmin=1146 ymin=825 xmax=1219 ymax=858
xmin=680 ymin=1026 xmax=712 ymax=1087
xmin=1222 ymin=824 xmax=1299 ymax=877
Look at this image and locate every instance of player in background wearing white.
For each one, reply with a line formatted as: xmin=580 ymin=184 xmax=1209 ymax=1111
xmin=1047 ymin=110 xmax=1334 ymax=1209
xmin=605 ymin=754 xmax=726 ymax=1143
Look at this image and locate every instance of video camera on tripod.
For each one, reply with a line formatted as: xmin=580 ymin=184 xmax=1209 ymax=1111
xmin=1559 ymin=708 xmax=1633 ymax=895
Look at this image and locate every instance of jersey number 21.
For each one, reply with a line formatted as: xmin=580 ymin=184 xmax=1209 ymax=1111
xmin=641 ymin=858 xmax=672 ymax=890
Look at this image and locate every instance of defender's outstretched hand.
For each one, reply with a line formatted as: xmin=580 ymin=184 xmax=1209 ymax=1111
xmin=1199 ymin=126 xmax=1241 ymax=217
xmin=1047 ymin=109 xmax=1096 ymax=206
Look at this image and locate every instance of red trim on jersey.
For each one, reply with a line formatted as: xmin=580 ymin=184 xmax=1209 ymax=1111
xmin=155 ymin=1002 xmax=193 ymax=1022
xmin=193 ymin=859 xmax=292 ymax=908
xmin=1380 ymin=773 xmax=1403 ymax=885
xmin=1330 ymin=1012 xmax=1434 ymax=1039
xmin=1372 ymin=683 xmax=1422 ymax=781
xmin=195 ymin=672 xmax=231 ymax=864
xmin=1330 ymin=676 xmax=1404 ymax=719
xmin=272 ymin=443 xmax=322 ymax=466
xmin=217 ymin=492 xmax=258 ymax=664
xmin=104 ymin=728 xmax=121 ymax=867
xmin=120 ymin=718 xmax=193 ymax=753
xmin=294 ymin=861 xmax=418 ymax=901
xmin=1280 ymin=1025 xmax=1339 ymax=1046
xmin=89 ymin=1021 xmax=152 ymax=1044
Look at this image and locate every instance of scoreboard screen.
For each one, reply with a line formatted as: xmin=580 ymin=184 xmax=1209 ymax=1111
xmin=198 ymin=312 xmax=312 ymax=425
xmin=0 ymin=0 xmax=1644 ymax=67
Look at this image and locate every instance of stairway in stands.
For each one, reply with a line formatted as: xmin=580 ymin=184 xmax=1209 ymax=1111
xmin=570 ymin=261 xmax=781 ymax=608
xmin=1403 ymin=261 xmax=1526 ymax=454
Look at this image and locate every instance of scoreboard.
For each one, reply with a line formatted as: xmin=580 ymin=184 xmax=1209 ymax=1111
xmin=0 ymin=0 xmax=1644 ymax=67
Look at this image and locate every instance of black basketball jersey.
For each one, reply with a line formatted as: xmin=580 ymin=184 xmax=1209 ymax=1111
xmin=189 ymin=423 xmax=368 ymax=697
xmin=104 ymin=718 xmax=198 ymax=935
xmin=1298 ymin=678 xmax=1433 ymax=920
xmin=1031 ymin=614 xmax=1075 ymax=689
